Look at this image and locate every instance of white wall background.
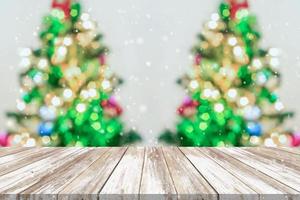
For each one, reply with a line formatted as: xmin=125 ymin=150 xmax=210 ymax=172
xmin=0 ymin=0 xmax=299 ymax=145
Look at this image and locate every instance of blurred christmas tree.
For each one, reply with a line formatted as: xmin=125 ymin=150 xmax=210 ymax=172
xmin=6 ymin=0 xmax=141 ymax=147
xmin=159 ymin=0 xmax=294 ymax=147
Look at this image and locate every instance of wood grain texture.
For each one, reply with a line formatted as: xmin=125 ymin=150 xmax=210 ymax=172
xmin=0 ymin=148 xmax=58 ymax=176
xmin=139 ymin=147 xmax=177 ymax=200
xmin=246 ymin=147 xmax=300 ymax=171
xmin=200 ymin=148 xmax=299 ymax=199
xmin=99 ymin=147 xmax=144 ymax=200
xmin=0 ymin=147 xmax=32 ymax=158
xmin=276 ymin=147 xmax=300 ymax=155
xmin=59 ymin=147 xmax=126 ymax=200
xmin=0 ymin=148 xmax=82 ymax=194
xmin=20 ymin=148 xmax=105 ymax=199
xmin=163 ymin=147 xmax=217 ymax=200
xmin=0 ymin=147 xmax=299 ymax=200
xmin=220 ymin=148 xmax=300 ymax=192
xmin=180 ymin=147 xmax=258 ymax=200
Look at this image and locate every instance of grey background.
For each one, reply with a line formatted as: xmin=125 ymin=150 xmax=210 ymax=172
xmin=0 ymin=0 xmax=299 ymax=145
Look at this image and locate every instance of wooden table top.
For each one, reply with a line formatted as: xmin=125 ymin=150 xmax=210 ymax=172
xmin=0 ymin=147 xmax=299 ymax=200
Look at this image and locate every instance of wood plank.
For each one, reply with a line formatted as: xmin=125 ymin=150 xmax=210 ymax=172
xmin=0 ymin=147 xmax=33 ymax=158
xmin=162 ymin=147 xmax=217 ymax=200
xmin=220 ymin=148 xmax=300 ymax=192
xmin=0 ymin=148 xmax=83 ymax=194
xmin=180 ymin=147 xmax=258 ymax=200
xmin=99 ymin=147 xmax=144 ymax=200
xmin=0 ymin=148 xmax=59 ymax=176
xmin=272 ymin=147 xmax=300 ymax=156
xmin=0 ymin=147 xmax=299 ymax=199
xmin=200 ymin=148 xmax=299 ymax=199
xmin=58 ymin=147 xmax=127 ymax=200
xmin=0 ymin=148 xmax=51 ymax=165
xmin=139 ymin=147 xmax=177 ymax=200
xmin=19 ymin=148 xmax=109 ymax=199
xmin=246 ymin=147 xmax=300 ymax=169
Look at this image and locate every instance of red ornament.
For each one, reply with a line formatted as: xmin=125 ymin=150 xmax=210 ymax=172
xmin=101 ymin=97 xmax=122 ymax=117
xmin=178 ymin=97 xmax=199 ymax=117
xmin=228 ymin=0 xmax=249 ymax=19
xmin=291 ymin=132 xmax=300 ymax=147
xmin=52 ymin=0 xmax=71 ymax=18
xmin=195 ymin=54 xmax=202 ymax=65
xmin=0 ymin=132 xmax=9 ymax=147
xmin=99 ymin=54 xmax=106 ymax=65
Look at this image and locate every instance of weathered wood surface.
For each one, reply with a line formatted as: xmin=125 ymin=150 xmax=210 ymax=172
xmin=0 ymin=147 xmax=299 ymax=200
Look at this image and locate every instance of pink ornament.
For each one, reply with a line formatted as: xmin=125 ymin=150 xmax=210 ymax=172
xmin=291 ymin=132 xmax=300 ymax=147
xmin=0 ymin=132 xmax=9 ymax=147
xmin=108 ymin=96 xmax=117 ymax=105
xmin=101 ymin=97 xmax=123 ymax=117
xmin=183 ymin=96 xmax=193 ymax=105
xmin=195 ymin=54 xmax=202 ymax=65
xmin=178 ymin=97 xmax=199 ymax=117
